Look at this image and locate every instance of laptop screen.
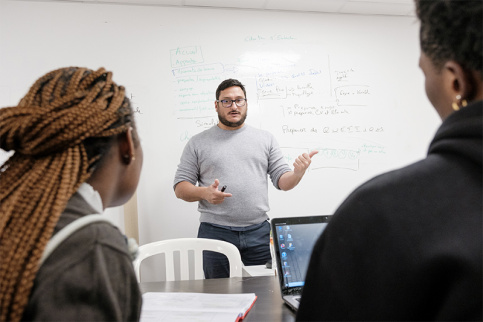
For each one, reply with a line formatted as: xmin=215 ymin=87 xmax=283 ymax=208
xmin=271 ymin=215 xmax=331 ymax=292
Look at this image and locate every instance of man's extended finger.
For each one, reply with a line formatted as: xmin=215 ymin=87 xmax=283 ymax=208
xmin=309 ymin=150 xmax=319 ymax=158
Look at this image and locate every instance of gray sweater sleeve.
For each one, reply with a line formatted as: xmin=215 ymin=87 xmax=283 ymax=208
xmin=266 ymin=132 xmax=292 ymax=189
xmin=173 ymin=138 xmax=200 ymax=189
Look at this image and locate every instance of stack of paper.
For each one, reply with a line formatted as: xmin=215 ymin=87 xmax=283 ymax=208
xmin=140 ymin=292 xmax=257 ymax=322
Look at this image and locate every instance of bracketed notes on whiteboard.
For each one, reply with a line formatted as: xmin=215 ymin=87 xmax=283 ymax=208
xmin=169 ymin=42 xmax=389 ymax=172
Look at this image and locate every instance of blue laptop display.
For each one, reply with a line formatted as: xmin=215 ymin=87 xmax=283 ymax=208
xmin=271 ymin=215 xmax=331 ymax=311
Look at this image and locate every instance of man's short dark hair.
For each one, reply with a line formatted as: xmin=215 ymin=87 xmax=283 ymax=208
xmin=216 ymin=79 xmax=247 ymax=100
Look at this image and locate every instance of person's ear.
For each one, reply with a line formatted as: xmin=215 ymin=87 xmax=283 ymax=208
xmin=444 ymin=61 xmax=473 ymax=100
xmin=120 ymin=127 xmax=136 ymax=165
xmin=214 ymin=100 xmax=219 ymax=113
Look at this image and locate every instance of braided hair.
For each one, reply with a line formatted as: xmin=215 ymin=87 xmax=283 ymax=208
xmin=0 ymin=67 xmax=137 ymax=321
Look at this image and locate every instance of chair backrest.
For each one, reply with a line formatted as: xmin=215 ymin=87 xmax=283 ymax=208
xmin=133 ymin=238 xmax=243 ymax=282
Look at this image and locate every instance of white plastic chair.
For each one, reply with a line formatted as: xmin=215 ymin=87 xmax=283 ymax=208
xmin=133 ymin=238 xmax=243 ymax=282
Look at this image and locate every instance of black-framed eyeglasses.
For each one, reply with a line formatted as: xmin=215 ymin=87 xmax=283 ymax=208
xmin=216 ymin=98 xmax=247 ymax=108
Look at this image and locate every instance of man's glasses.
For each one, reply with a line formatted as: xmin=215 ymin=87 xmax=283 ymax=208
xmin=216 ymin=98 xmax=247 ymax=108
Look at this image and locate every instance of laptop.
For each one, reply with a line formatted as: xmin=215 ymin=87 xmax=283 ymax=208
xmin=270 ymin=215 xmax=331 ymax=311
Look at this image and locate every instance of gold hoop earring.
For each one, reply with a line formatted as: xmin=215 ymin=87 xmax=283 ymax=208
xmin=452 ymin=94 xmax=468 ymax=111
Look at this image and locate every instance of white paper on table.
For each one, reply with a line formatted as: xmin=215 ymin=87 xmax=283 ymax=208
xmin=140 ymin=292 xmax=257 ymax=322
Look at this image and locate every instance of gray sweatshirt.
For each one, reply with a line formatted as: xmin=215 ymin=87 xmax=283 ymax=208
xmin=174 ymin=124 xmax=290 ymax=227
xmin=23 ymin=184 xmax=142 ymax=321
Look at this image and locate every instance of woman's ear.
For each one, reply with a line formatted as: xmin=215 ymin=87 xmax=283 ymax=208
xmin=444 ymin=60 xmax=473 ymax=99
xmin=120 ymin=127 xmax=136 ymax=165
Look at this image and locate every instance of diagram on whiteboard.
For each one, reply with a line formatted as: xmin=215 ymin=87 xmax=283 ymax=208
xmin=169 ymin=40 xmax=393 ymax=172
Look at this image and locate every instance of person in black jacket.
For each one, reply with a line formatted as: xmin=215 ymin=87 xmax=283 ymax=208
xmin=297 ymin=1 xmax=482 ymax=321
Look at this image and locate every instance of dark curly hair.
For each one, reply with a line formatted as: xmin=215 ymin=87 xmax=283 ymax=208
xmin=416 ymin=0 xmax=483 ymax=79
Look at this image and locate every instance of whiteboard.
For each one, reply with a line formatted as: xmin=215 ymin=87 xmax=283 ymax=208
xmin=0 ymin=1 xmax=440 ymax=246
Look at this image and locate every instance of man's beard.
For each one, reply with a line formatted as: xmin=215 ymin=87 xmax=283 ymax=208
xmin=218 ymin=111 xmax=247 ymax=128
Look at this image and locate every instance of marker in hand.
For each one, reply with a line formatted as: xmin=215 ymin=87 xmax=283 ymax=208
xmin=208 ymin=180 xmax=231 ymax=204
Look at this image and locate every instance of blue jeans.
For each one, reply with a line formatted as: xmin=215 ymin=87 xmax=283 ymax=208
xmin=197 ymin=221 xmax=271 ymax=279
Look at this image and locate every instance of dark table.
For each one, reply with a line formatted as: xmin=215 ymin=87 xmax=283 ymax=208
xmin=139 ymin=275 xmax=296 ymax=321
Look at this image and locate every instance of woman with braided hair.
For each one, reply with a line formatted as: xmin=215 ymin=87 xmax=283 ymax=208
xmin=0 ymin=67 xmax=143 ymax=321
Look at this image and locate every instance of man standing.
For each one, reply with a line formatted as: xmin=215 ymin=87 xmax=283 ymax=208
xmin=174 ymin=78 xmax=317 ymax=278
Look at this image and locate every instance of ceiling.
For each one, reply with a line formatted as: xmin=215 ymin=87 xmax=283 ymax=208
xmin=25 ymin=0 xmax=416 ymax=16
